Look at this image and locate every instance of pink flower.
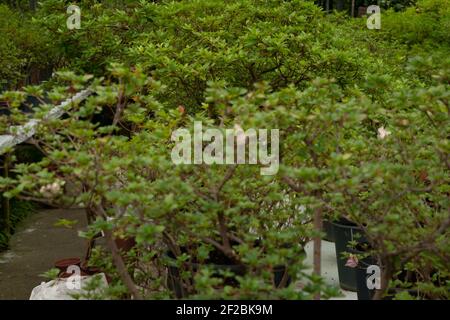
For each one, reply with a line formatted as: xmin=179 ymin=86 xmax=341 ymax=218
xmin=345 ymin=254 xmax=359 ymax=268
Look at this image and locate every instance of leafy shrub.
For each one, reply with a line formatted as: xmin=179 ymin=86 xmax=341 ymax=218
xmin=0 ymin=0 xmax=448 ymax=300
xmin=2 ymin=51 xmax=448 ymax=299
xmin=380 ymin=0 xmax=450 ymax=47
xmin=0 ymin=5 xmax=53 ymax=90
xmin=126 ymin=0 xmax=374 ymax=109
xmin=380 ymin=0 xmax=416 ymax=11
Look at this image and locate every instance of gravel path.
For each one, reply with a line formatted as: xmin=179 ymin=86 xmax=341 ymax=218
xmin=0 ymin=208 xmax=87 ymax=299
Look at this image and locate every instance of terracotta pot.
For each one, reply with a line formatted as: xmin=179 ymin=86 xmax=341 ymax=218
xmin=54 ymin=257 xmax=81 ymax=273
xmin=81 ymin=264 xmax=102 ymax=276
xmin=115 ymin=237 xmax=136 ymax=252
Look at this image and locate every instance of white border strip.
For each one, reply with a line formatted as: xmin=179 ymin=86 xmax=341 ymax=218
xmin=0 ymin=89 xmax=92 ymax=154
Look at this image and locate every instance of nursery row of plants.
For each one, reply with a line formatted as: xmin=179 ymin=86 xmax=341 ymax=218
xmin=0 ymin=0 xmax=448 ymax=299
xmin=0 ymin=144 xmax=42 ymax=250
xmin=0 ymin=198 xmax=37 ymax=250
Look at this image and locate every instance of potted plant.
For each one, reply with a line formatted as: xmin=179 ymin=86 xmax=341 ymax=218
xmin=326 ymin=57 xmax=450 ymax=299
xmin=322 ymin=219 xmax=335 ymax=242
xmin=164 ymin=242 xmax=297 ymax=298
xmin=332 ymin=218 xmax=368 ymax=291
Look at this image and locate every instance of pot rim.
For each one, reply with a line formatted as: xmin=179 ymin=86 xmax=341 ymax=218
xmin=54 ymin=257 xmax=81 ymax=268
xmin=331 ymin=219 xmax=362 ymax=229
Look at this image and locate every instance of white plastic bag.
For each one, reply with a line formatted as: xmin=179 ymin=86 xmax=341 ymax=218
xmin=29 ymin=273 xmax=108 ymax=300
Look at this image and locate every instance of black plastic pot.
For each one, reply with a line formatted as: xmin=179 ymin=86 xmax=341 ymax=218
xmin=356 ymin=262 xmax=419 ymax=300
xmin=332 ymin=219 xmax=368 ymax=291
xmin=323 ymin=220 xmax=335 ymax=242
xmin=165 ymin=252 xmax=292 ymax=298
xmin=356 ymin=262 xmax=435 ymax=299
xmin=355 ymin=258 xmax=379 ymax=300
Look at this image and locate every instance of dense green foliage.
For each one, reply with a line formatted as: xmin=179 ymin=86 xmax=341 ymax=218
xmin=0 ymin=199 xmax=37 ymax=250
xmin=0 ymin=145 xmax=41 ymax=250
xmin=0 ymin=4 xmax=53 ymax=90
xmin=0 ymin=0 xmax=448 ymax=299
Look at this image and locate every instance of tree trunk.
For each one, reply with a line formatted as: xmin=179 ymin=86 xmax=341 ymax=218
xmin=104 ymin=229 xmax=143 ymax=300
xmin=313 ymin=208 xmax=323 ymax=300
xmin=373 ymin=261 xmax=391 ymax=300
